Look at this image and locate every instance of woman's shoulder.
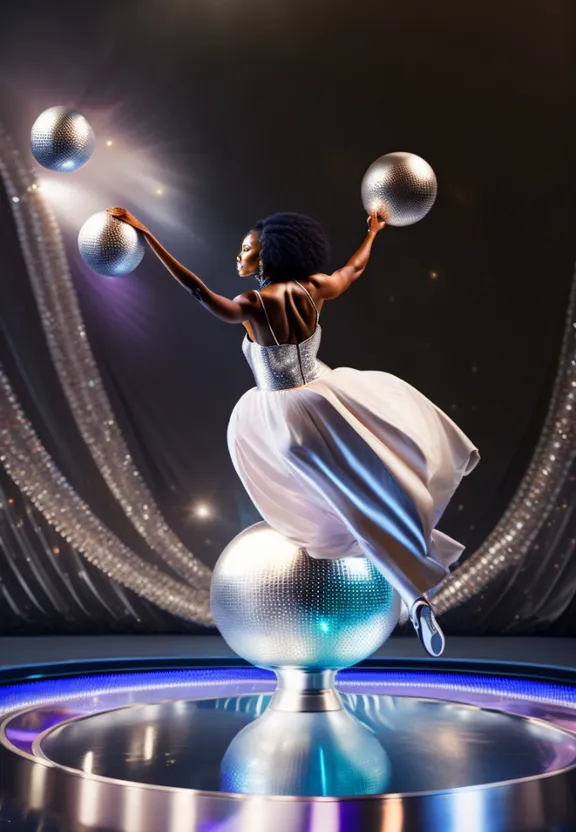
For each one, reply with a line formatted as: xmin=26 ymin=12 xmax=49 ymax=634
xmin=306 ymin=273 xmax=333 ymax=298
xmin=232 ymin=288 xmax=262 ymax=307
xmin=259 ymin=276 xmax=326 ymax=293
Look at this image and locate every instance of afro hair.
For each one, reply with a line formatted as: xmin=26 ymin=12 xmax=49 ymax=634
xmin=253 ymin=212 xmax=330 ymax=283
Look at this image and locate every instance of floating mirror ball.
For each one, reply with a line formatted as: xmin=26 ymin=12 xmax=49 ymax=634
xmin=78 ymin=211 xmax=146 ymax=276
xmin=30 ymin=106 xmax=95 ymax=173
xmin=361 ymin=151 xmax=437 ymax=226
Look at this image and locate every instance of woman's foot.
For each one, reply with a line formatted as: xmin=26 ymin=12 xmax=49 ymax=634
xmin=409 ymin=597 xmax=445 ymax=657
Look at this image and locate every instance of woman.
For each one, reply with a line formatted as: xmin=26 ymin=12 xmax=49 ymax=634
xmin=108 ymin=207 xmax=480 ymax=657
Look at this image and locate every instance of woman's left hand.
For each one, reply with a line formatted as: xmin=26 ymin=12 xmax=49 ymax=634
xmin=107 ymin=207 xmax=150 ymax=235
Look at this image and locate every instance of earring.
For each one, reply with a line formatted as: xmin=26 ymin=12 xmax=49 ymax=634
xmin=257 ymin=255 xmax=265 ymax=287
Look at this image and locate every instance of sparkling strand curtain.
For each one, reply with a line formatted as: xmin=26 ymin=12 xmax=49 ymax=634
xmin=0 ymin=125 xmax=210 ymax=592
xmin=0 ymin=468 xmax=204 ymax=634
xmin=433 ymin=265 xmax=576 ymax=618
xmin=0 ymin=365 xmax=213 ymax=625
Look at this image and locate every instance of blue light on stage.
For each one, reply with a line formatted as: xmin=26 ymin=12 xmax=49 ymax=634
xmin=0 ymin=667 xmax=574 ymax=716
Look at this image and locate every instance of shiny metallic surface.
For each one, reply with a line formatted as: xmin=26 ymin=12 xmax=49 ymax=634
xmin=361 ymin=151 xmax=437 ymax=227
xmin=78 ymin=210 xmax=146 ymax=276
xmin=30 ymin=695 xmax=576 ymax=793
xmin=221 ymin=703 xmax=390 ymax=795
xmin=271 ymin=668 xmax=344 ymax=711
xmin=242 ymin=325 xmax=332 ymax=390
xmin=211 ymin=522 xmax=400 ymax=697
xmin=1 ymin=691 xmax=575 ymax=831
xmin=30 ymin=106 xmax=95 ymax=172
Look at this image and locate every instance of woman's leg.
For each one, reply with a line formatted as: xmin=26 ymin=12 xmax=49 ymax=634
xmin=285 ymin=423 xmax=447 ymax=656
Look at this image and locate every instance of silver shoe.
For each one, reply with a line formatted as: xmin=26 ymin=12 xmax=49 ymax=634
xmin=410 ymin=597 xmax=445 ymax=657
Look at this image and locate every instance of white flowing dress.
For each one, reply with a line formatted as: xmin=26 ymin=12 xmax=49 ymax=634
xmin=227 ymin=282 xmax=480 ymax=605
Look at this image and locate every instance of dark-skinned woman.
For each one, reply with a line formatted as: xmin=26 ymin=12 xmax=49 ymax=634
xmin=109 ymin=207 xmax=480 ymax=656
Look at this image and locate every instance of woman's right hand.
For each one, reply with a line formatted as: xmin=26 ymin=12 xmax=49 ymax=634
xmin=107 ymin=207 xmax=150 ymax=236
xmin=367 ymin=210 xmax=387 ymax=234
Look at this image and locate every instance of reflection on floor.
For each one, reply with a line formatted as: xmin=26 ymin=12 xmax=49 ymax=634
xmin=0 ymin=637 xmax=574 ymax=831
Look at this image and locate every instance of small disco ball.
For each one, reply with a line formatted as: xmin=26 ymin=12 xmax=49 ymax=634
xmin=78 ymin=211 xmax=146 ymax=276
xmin=361 ymin=151 xmax=437 ymax=227
xmin=210 ymin=522 xmax=400 ymax=671
xmin=30 ymin=106 xmax=95 ymax=173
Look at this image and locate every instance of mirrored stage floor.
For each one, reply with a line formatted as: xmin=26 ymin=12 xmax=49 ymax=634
xmin=1 ymin=665 xmax=576 ymax=831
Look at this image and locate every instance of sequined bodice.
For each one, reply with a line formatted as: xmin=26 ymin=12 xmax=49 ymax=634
xmin=242 ymin=324 xmax=331 ymax=391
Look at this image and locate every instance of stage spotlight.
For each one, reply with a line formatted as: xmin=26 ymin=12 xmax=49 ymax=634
xmin=193 ymin=502 xmax=212 ymax=519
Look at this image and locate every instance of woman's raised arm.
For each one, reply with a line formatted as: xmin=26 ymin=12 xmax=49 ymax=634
xmin=107 ymin=208 xmax=258 ymax=324
xmin=314 ymin=212 xmax=386 ymax=301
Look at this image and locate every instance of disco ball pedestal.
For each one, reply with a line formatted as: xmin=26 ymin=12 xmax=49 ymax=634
xmin=210 ymin=522 xmax=401 ymax=712
xmin=271 ymin=667 xmax=343 ymax=713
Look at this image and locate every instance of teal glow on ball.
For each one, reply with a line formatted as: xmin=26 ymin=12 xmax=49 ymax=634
xmin=211 ymin=522 xmax=400 ymax=672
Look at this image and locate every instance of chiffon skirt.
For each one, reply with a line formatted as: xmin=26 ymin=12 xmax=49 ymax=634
xmin=227 ymin=366 xmax=480 ymax=603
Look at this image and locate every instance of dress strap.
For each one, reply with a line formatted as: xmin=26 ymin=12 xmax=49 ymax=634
xmin=254 ymin=290 xmax=280 ymax=346
xmin=294 ymin=280 xmax=320 ymax=324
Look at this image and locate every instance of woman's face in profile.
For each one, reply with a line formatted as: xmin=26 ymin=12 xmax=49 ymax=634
xmin=237 ymin=231 xmax=261 ymax=278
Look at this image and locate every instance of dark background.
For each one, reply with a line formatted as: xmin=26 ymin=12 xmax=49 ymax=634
xmin=0 ymin=0 xmax=574 ymax=633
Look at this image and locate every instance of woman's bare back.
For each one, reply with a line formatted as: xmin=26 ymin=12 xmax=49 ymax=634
xmin=243 ymin=279 xmax=325 ymax=346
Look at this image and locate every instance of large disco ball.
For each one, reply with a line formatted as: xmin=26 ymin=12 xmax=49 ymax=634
xmin=30 ymin=106 xmax=95 ymax=173
xmin=78 ymin=211 xmax=146 ymax=276
xmin=211 ymin=522 xmax=400 ymax=673
xmin=361 ymin=151 xmax=437 ymax=226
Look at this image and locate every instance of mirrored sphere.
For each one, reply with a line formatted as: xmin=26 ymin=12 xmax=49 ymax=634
xmin=78 ymin=211 xmax=146 ymax=276
xmin=30 ymin=106 xmax=95 ymax=173
xmin=361 ymin=151 xmax=437 ymax=226
xmin=211 ymin=522 xmax=400 ymax=671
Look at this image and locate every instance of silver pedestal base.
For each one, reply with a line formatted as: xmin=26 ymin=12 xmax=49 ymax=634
xmin=270 ymin=668 xmax=343 ymax=711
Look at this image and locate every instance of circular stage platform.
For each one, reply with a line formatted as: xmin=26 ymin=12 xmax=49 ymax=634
xmin=1 ymin=660 xmax=575 ymax=831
